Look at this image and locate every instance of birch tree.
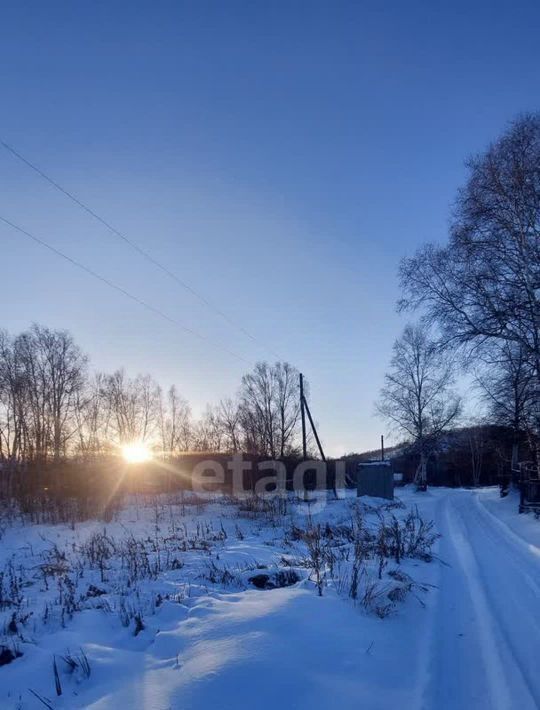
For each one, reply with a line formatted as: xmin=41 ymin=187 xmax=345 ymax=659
xmin=377 ymin=324 xmax=461 ymax=488
xmin=399 ymin=114 xmax=540 ymax=458
xmin=159 ymin=385 xmax=192 ymax=455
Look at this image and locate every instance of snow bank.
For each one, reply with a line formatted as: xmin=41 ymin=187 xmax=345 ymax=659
xmin=0 ymin=488 xmax=440 ymax=709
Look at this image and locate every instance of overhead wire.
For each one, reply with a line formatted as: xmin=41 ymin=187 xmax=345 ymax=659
xmin=0 ymin=214 xmax=250 ymax=365
xmin=1 ymin=139 xmax=282 ymax=361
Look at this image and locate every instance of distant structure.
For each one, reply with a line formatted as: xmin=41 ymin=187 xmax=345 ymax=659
xmin=357 ymin=461 xmax=394 ymax=500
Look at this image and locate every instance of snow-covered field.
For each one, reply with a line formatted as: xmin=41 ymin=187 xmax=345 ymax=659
xmin=0 ymin=486 xmax=539 ymax=709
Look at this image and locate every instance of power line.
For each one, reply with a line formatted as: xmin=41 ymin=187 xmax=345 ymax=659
xmin=1 ymin=139 xmax=282 ymax=360
xmin=0 ymin=214 xmax=250 ymax=365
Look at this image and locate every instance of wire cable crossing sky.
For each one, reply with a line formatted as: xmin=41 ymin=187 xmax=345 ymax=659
xmin=0 ymin=214 xmax=251 ymax=365
xmin=1 ymin=139 xmax=282 ymax=362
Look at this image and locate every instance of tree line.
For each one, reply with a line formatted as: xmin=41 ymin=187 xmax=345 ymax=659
xmin=0 ymin=324 xmax=306 ymax=465
xmin=378 ymin=113 xmax=539 ymax=485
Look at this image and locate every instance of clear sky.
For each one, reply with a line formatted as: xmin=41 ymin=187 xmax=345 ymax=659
xmin=1 ymin=0 xmax=539 ymax=454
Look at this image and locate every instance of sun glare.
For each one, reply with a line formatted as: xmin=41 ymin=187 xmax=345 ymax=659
xmin=122 ymin=442 xmax=152 ymax=464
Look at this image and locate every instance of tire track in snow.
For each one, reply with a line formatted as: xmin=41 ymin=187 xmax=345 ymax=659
xmin=446 ymin=497 xmax=527 ymax=710
xmin=471 ymin=494 xmax=540 ymax=596
xmin=456 ymin=493 xmax=540 ymax=708
xmin=422 ymin=492 xmax=538 ymax=710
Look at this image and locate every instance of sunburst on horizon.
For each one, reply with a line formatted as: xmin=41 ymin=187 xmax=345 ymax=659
xmin=121 ymin=442 xmax=152 ymax=464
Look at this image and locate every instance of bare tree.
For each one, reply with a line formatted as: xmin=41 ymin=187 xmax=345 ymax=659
xmin=74 ymin=373 xmax=109 ymax=458
xmin=192 ymin=405 xmax=222 ymax=452
xmin=0 ymin=329 xmax=27 ymax=463
xmin=377 ymin=324 xmax=461 ymax=488
xmin=240 ymin=362 xmax=278 ymax=457
xmin=216 ymin=398 xmax=241 ymax=452
xmin=159 ymin=385 xmax=192 ymax=455
xmin=239 ymin=361 xmax=303 ymax=457
xmin=275 ymin=362 xmax=302 ymax=457
xmin=475 ymin=342 xmax=535 ymax=467
xmin=12 ymin=330 xmax=49 ymax=462
xmin=102 ymin=370 xmax=160 ymax=446
xmin=399 ymin=114 xmax=540 ymax=456
xmin=1 ymin=325 xmax=87 ymax=463
xmin=32 ymin=325 xmax=87 ymax=461
xmin=467 ymin=425 xmax=488 ymax=487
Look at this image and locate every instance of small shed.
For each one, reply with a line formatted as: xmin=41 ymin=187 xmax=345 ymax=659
xmin=357 ymin=461 xmax=394 ymax=500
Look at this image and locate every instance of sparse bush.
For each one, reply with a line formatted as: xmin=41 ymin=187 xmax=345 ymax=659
xmin=81 ymin=531 xmax=115 ymax=582
xmin=291 ymin=504 xmax=438 ymax=612
xmin=202 ymin=560 xmax=241 ymax=587
xmin=0 ymin=642 xmax=22 ymax=667
xmin=61 ymin=648 xmax=91 ymax=679
xmin=303 ymin=524 xmax=326 ymax=596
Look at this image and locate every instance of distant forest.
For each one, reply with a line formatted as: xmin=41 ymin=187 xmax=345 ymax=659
xmin=349 ymin=424 xmax=531 ymax=488
xmin=0 ymin=323 xmax=308 ymax=465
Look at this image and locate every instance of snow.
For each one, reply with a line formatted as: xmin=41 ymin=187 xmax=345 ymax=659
xmin=424 ymin=487 xmax=540 ymax=710
xmin=478 ymin=487 xmax=540 ymax=553
xmin=1 ymin=486 xmax=540 ymax=709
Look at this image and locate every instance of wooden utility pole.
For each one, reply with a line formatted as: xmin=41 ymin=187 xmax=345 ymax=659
xmin=299 ymin=372 xmax=334 ymax=497
xmin=303 ymin=397 xmax=326 ymax=462
xmin=381 ymin=435 xmax=385 ymax=462
xmin=300 ymin=373 xmax=307 ymax=460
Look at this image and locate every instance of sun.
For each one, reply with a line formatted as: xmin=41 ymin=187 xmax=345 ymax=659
xmin=121 ymin=442 xmax=152 ymax=464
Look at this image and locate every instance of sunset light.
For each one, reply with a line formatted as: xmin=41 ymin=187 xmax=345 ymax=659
xmin=2 ymin=2 xmax=538 ymax=705
xmin=121 ymin=442 xmax=152 ymax=464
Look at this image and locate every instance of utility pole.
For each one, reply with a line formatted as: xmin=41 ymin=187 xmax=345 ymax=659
xmin=300 ymin=373 xmax=307 ymax=460
xmin=303 ymin=396 xmax=326 ymax=463
xmin=299 ymin=372 xmax=334 ymax=497
xmin=381 ymin=435 xmax=385 ymax=462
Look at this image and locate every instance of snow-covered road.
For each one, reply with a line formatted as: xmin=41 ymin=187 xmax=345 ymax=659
xmin=424 ymin=489 xmax=540 ymax=710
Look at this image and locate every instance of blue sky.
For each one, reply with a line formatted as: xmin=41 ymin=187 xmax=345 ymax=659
xmin=1 ymin=0 xmax=539 ymax=453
